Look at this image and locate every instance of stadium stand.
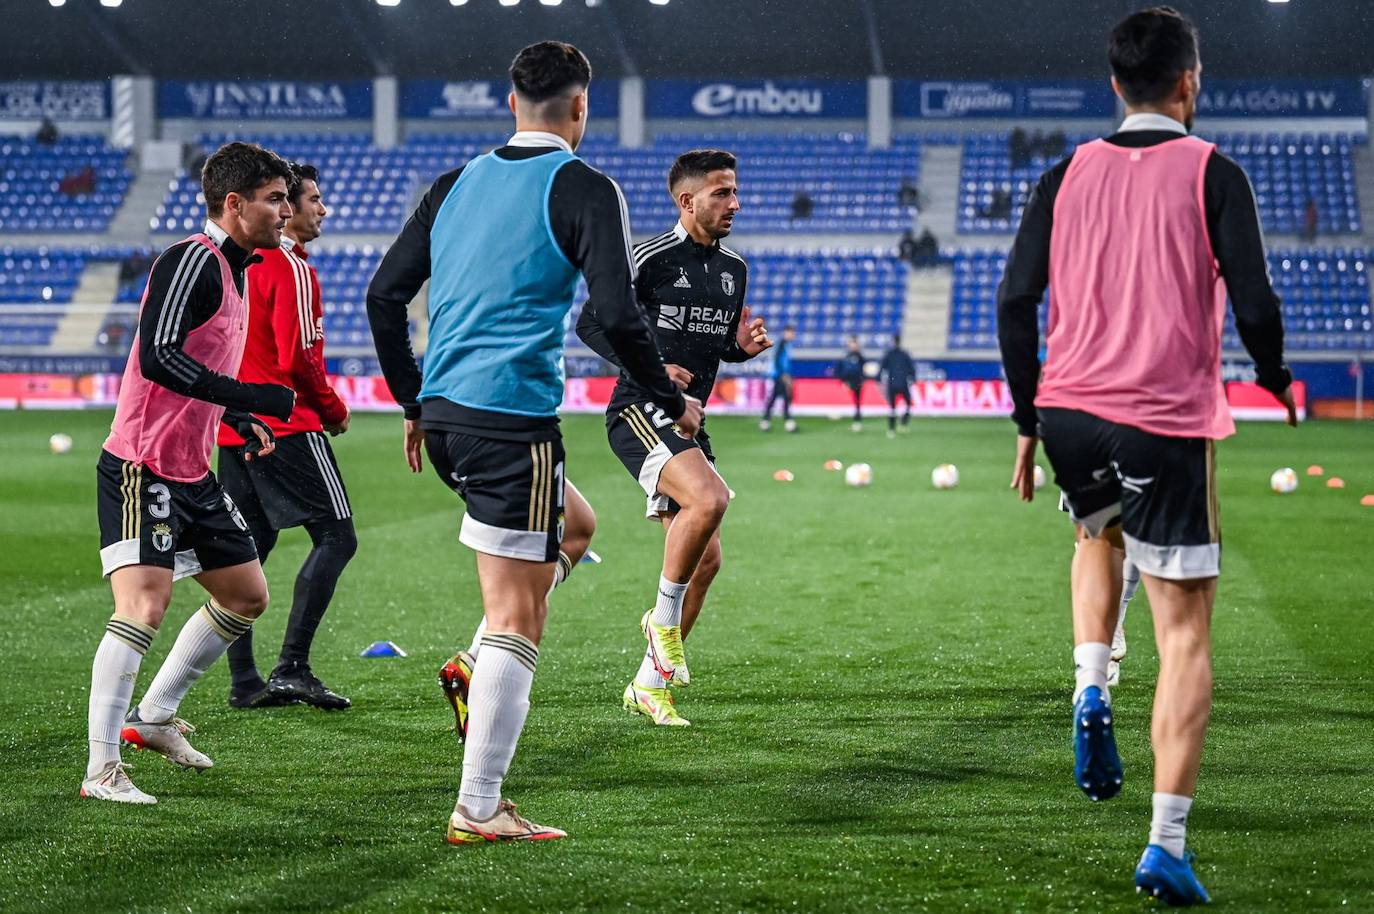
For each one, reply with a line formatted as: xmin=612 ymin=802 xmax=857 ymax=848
xmin=0 ymin=247 xmax=87 ymax=346
xmin=949 ymin=247 xmax=1373 ymax=352
xmin=0 ymin=135 xmax=132 ymax=233
xmin=957 ymin=131 xmax=1362 ymax=236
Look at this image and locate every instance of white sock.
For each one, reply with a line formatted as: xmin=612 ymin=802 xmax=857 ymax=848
xmin=88 ymin=615 xmax=157 ymax=779
xmin=651 ymin=575 xmax=688 ymax=627
xmin=1073 ymin=641 xmax=1111 ymax=704
xmin=459 ymin=632 xmax=538 ymax=821
xmin=1149 ymin=792 xmax=1193 ymax=859
xmin=1119 ymin=559 xmax=1141 ymax=631
xmin=469 ymin=553 xmax=571 ymax=661
xmin=136 ymin=601 xmax=252 ymax=723
xmin=635 ymin=648 xmax=668 ymax=689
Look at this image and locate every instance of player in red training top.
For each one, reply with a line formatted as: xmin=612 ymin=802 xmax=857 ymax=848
xmin=217 ymin=162 xmax=356 ymax=711
xmin=84 ymin=142 xmax=296 ymax=805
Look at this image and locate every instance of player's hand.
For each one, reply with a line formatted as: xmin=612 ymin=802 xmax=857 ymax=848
xmin=1276 ymin=385 xmax=1298 ymax=427
xmin=404 ymin=418 xmax=424 ymax=474
xmin=243 ymin=421 xmax=276 ymax=462
xmin=675 ymin=395 xmax=704 ymax=439
xmin=1010 ymin=434 xmax=1039 ymax=503
xmin=325 ymin=406 xmax=351 ymax=436
xmin=665 ymin=363 xmax=694 ymax=391
xmin=736 ymin=306 xmax=772 ymax=355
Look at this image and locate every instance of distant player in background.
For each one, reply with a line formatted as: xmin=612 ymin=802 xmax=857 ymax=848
xmin=84 ymin=142 xmax=296 ymax=804
xmin=577 ymin=149 xmax=771 ymax=726
xmin=998 ymin=8 xmax=1296 ymax=903
xmin=367 ymin=41 xmax=696 ymax=843
xmin=834 ymin=335 xmax=866 ymax=431
xmin=218 ymin=162 xmax=356 ymax=712
xmin=880 ymin=333 xmax=915 ymax=438
xmin=760 ymin=324 xmax=796 ymax=433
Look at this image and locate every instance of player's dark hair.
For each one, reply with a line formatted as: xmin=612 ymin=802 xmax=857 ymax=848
xmin=668 ymin=149 xmax=737 ymax=191
xmin=1108 ymin=6 xmax=1199 ymax=105
xmin=286 ymin=162 xmax=320 ymax=209
xmin=201 ymin=141 xmax=292 ymax=217
xmin=510 ymin=41 xmax=592 ymax=103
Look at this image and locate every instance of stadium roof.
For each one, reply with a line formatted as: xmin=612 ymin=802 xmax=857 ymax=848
xmin=8 ymin=0 xmax=1373 ymax=82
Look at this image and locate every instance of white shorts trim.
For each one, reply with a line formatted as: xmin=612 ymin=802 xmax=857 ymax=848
xmin=1065 ymin=501 xmax=1122 ymax=539
xmin=99 ymin=541 xmax=203 ymax=581
xmin=99 ymin=539 xmax=142 ymax=578
xmin=637 ymin=440 xmax=674 ymax=499
xmin=1124 ymin=534 xmax=1220 ymax=581
xmin=173 ymin=548 xmax=203 ymax=581
xmin=459 ymin=513 xmax=550 ymax=562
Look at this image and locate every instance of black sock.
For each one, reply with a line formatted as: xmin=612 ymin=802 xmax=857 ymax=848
xmin=277 ymin=518 xmax=357 ymax=669
xmin=888 ymin=413 xmax=896 ymax=431
xmin=227 ymin=523 xmax=277 ymax=689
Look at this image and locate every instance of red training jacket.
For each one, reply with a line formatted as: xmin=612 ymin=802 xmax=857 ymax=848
xmin=217 ymin=236 xmax=348 ymax=445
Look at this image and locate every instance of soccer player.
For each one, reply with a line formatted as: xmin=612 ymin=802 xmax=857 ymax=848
xmin=760 ymin=324 xmax=796 ymax=433
xmin=880 ymin=333 xmax=915 ymax=438
xmin=997 ymin=8 xmax=1296 ymax=903
xmin=218 ymin=162 xmax=355 ymax=711
xmin=576 ymin=149 xmax=771 ymax=726
xmin=366 ymin=41 xmax=698 ymax=843
xmin=84 ymin=142 xmax=296 ymax=804
xmin=834 ymin=336 xmax=866 ymax=431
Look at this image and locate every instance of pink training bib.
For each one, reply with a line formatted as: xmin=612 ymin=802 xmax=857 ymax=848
xmin=1037 ymin=136 xmax=1234 ymax=440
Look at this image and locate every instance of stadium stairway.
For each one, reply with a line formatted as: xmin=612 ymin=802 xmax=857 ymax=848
xmin=109 ymin=166 xmax=179 ymax=243
xmin=917 ymin=145 xmax=961 ymax=242
xmin=1357 ymin=143 xmax=1374 ymax=244
xmin=51 ymin=262 xmax=119 ymax=350
xmin=902 ymin=264 xmax=954 ymax=358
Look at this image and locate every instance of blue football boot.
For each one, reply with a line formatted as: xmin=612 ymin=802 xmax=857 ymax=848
xmin=1135 ymin=845 xmax=1211 ymax=906
xmin=1073 ymin=685 xmax=1123 ymax=800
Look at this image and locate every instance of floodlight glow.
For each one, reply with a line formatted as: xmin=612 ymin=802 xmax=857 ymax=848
xmin=48 ymin=0 xmax=67 ymax=7
xmin=649 ymin=0 xmax=670 ymax=5
xmin=540 ymin=0 xmax=563 ymax=5
xmin=499 ymin=0 xmax=519 ymax=5
xmin=450 ymin=0 xmax=468 ymax=5
xmin=376 ymin=0 xmax=400 ymax=6
xmin=99 ymin=0 xmax=122 ymax=7
xmin=1267 ymin=0 xmax=1290 ymax=4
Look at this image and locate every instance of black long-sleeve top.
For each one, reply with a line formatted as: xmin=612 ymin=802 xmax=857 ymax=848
xmin=576 ymin=223 xmax=752 ymax=414
xmin=137 ymin=227 xmax=295 ymax=422
xmin=366 ymin=142 xmax=685 ymax=434
xmin=996 ymin=127 xmax=1292 ymax=437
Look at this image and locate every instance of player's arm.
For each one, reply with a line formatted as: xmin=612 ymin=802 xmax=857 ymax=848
xmin=366 ymin=168 xmax=460 ymax=421
xmin=996 ymin=159 xmax=1066 ymax=439
xmin=573 ymin=301 xmax=625 ymax=369
xmin=137 ymin=242 xmax=294 ymax=420
xmin=551 ymin=163 xmax=687 ymax=420
xmin=267 ymin=262 xmax=348 ymax=427
xmin=1205 ymin=152 xmax=1295 ymax=419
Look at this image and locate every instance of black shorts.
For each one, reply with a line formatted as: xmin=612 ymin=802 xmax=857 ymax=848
xmin=606 ymin=402 xmax=722 ymax=518
xmin=218 ymin=431 xmax=352 ymax=531
xmin=1038 ymin=407 xmax=1220 ymax=580
xmin=97 ymin=450 xmax=258 ymax=581
xmin=424 ymin=430 xmax=564 ymax=563
xmin=887 ymin=385 xmax=911 ymax=405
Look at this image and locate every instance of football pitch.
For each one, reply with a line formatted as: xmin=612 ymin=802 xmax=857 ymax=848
xmin=1 ymin=409 xmax=1370 ymax=913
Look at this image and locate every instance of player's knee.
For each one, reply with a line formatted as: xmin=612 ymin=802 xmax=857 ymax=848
xmin=218 ymin=587 xmax=269 ymax=619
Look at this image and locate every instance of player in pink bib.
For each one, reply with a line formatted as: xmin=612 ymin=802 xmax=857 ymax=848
xmin=83 ymin=143 xmax=297 ymax=806
xmin=996 ymin=8 xmax=1296 ymax=905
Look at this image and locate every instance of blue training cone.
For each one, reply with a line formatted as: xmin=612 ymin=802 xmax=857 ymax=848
xmin=581 ymin=550 xmax=602 ymax=564
xmin=360 ymin=640 xmax=407 ymax=658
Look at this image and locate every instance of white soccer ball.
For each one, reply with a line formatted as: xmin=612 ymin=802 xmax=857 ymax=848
xmin=49 ymin=433 xmax=73 ymax=455
xmin=844 ymin=462 xmax=873 ymax=487
xmin=862 ymin=360 xmax=881 ymax=379
xmin=1270 ymin=467 xmax=1299 ymax=494
xmin=931 ymin=463 xmax=959 ymax=490
xmin=1033 ymin=464 xmax=1047 ymax=490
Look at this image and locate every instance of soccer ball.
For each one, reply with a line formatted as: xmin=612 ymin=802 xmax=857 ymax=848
xmin=1270 ymin=467 xmax=1299 ymax=494
xmin=48 ymin=433 xmax=73 ymax=455
xmin=1033 ymin=464 xmax=1047 ymax=490
xmin=931 ymin=463 xmax=959 ymax=489
xmin=844 ymin=463 xmax=873 ymax=487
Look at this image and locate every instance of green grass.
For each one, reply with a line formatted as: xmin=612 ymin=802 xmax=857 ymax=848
xmin=1 ymin=409 xmax=1371 ymax=913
